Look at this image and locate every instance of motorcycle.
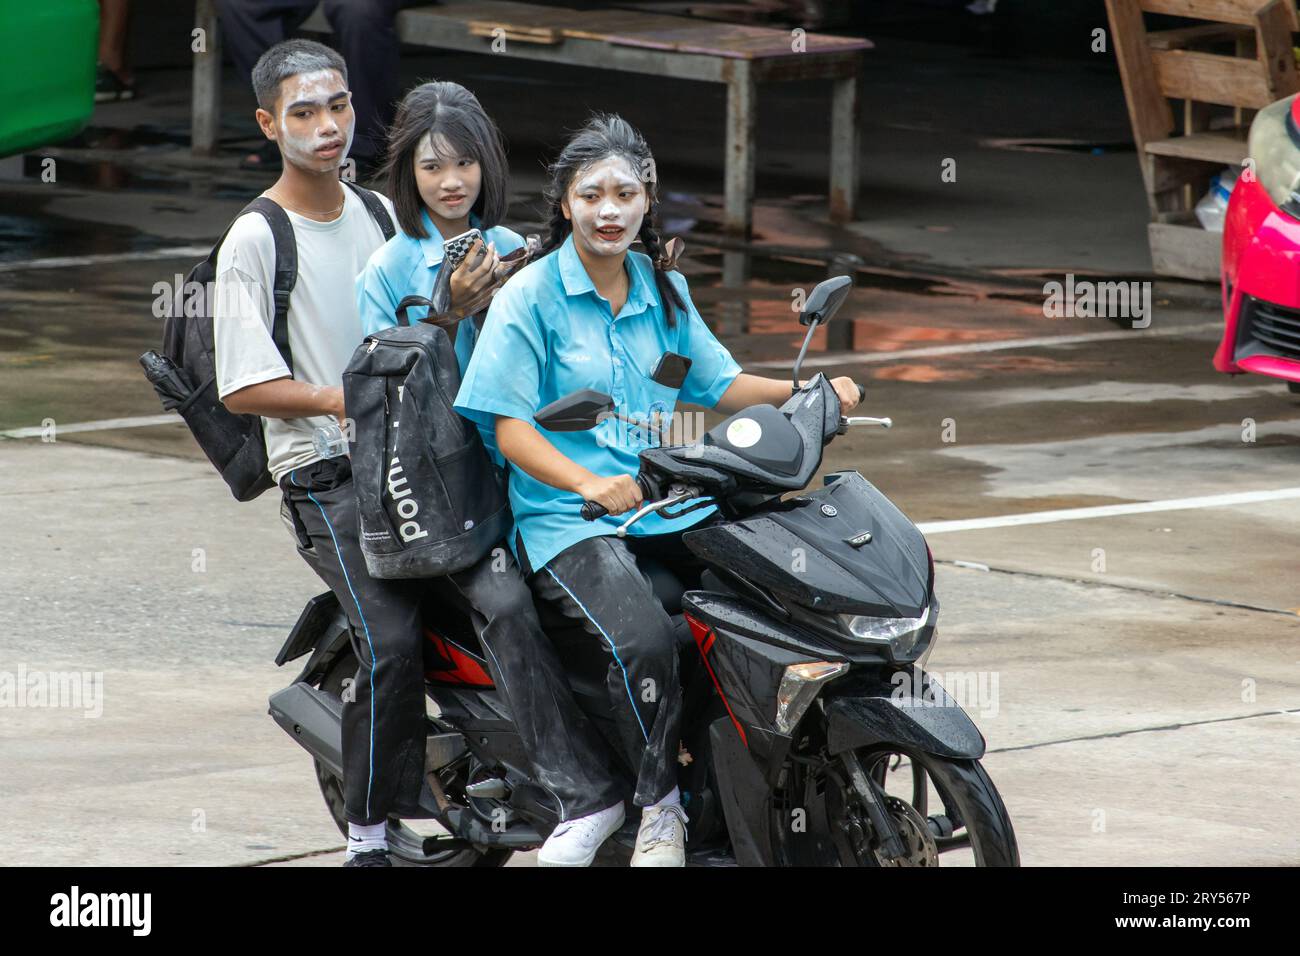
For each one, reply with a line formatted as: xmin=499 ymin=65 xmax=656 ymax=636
xmin=268 ymin=273 xmax=1019 ymax=866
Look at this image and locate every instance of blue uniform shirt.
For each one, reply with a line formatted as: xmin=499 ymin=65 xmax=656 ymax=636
xmin=454 ymin=232 xmax=743 ymax=572
xmin=356 ymin=209 xmax=524 ymax=465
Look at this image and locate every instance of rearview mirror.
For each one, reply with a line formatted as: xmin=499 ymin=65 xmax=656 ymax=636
xmin=534 ymin=389 xmax=615 ymax=432
xmin=799 ymin=274 xmax=853 ymax=327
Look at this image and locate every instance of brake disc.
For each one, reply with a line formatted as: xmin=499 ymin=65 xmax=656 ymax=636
xmin=877 ymin=795 xmax=939 ymax=867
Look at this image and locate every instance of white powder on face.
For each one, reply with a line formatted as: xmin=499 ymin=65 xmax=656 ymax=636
xmin=413 ymin=132 xmax=481 ymax=223
xmin=568 ymin=156 xmax=646 ymax=256
xmin=415 ymin=131 xmax=438 ymax=163
xmin=276 ymin=69 xmax=353 ymax=169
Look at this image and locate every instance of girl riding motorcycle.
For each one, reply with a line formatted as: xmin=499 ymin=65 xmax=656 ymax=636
xmin=454 ymin=113 xmax=864 ymax=866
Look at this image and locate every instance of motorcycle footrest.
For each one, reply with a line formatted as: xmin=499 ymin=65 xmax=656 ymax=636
xmin=441 ymin=806 xmax=542 ymax=848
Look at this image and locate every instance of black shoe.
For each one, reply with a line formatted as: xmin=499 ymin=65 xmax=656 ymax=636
xmin=95 ymin=64 xmax=135 ymax=103
xmin=240 ymin=140 xmax=282 ymax=173
xmin=343 ymin=849 xmax=391 ymax=867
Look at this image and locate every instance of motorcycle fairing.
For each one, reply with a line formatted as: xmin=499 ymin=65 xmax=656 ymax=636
xmin=686 ymin=592 xmax=842 ymax=780
xmin=708 ymin=716 xmax=778 ymax=867
xmin=423 ymin=629 xmax=495 ymax=687
xmin=684 ymin=591 xmax=850 ymax=661
xmin=688 ymin=605 xmax=808 ymax=755
xmin=683 ymin=471 xmax=930 ymax=618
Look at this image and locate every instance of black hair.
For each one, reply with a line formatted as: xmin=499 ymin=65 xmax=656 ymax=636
xmin=251 ymin=39 xmax=347 ymax=112
xmin=540 ymin=113 xmax=685 ymax=327
xmin=380 ymin=81 xmax=510 ymax=239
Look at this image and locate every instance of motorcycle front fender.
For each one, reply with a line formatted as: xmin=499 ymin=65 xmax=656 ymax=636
xmin=823 ymin=673 xmax=986 ymax=760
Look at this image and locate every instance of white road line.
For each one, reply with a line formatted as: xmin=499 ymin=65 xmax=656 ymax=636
xmin=0 ymin=414 xmax=179 ymax=439
xmin=917 ymin=487 xmax=1300 ymax=534
xmin=749 ymin=322 xmax=1222 ymax=369
xmin=0 ymin=247 xmax=210 ymax=274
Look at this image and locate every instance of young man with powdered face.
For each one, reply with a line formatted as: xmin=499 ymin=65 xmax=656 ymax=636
xmin=214 ymin=39 xmax=405 ymax=866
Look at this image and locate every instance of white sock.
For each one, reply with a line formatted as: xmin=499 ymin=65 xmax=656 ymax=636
xmin=346 ymin=821 xmax=388 ymax=859
xmin=650 ymin=786 xmax=681 ymax=809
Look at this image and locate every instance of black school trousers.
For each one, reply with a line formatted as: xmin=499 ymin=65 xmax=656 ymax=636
xmin=523 ymin=521 xmax=713 ymax=808
xmin=280 ymin=456 xmax=622 ymax=826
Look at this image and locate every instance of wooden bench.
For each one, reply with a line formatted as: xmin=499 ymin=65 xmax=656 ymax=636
xmin=1104 ymin=0 xmax=1300 ymax=280
xmin=190 ymin=0 xmax=871 ymax=236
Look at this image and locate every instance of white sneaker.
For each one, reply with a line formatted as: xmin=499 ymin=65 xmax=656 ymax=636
xmin=537 ymin=802 xmax=626 ymax=867
xmin=629 ymin=804 xmax=687 ymax=867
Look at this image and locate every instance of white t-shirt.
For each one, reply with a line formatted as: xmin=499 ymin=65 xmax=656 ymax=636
xmin=213 ymin=187 xmax=395 ymax=484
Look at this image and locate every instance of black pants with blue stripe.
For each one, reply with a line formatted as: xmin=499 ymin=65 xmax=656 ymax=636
xmin=281 ymin=457 xmax=622 ymax=826
xmin=526 ymin=526 xmax=711 ymax=807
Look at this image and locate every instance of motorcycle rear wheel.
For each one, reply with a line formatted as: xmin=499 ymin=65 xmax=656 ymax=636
xmin=316 ymin=652 xmax=512 ymax=868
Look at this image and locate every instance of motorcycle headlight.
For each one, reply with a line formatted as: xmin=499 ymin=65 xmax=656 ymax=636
xmin=1247 ymin=94 xmax=1300 ymax=217
xmin=838 ymin=606 xmax=930 ymax=660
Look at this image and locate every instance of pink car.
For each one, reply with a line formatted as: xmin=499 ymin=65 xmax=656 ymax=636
xmin=1216 ymin=94 xmax=1300 ymax=393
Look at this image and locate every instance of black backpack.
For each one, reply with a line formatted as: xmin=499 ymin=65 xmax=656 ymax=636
xmin=139 ymin=182 xmax=395 ymax=500
xmin=344 ymin=299 xmax=510 ymax=579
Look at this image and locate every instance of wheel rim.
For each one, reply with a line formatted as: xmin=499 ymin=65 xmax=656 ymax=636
xmin=770 ymin=741 xmax=983 ymax=866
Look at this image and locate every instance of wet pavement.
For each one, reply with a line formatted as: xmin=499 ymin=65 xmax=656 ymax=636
xmin=3 ymin=38 xmax=1298 ymax=867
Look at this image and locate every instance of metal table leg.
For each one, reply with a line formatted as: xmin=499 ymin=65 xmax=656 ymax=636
xmin=829 ymin=69 xmax=860 ymax=224
xmin=192 ymin=0 xmax=223 ymax=157
xmin=723 ymin=59 xmax=757 ymax=238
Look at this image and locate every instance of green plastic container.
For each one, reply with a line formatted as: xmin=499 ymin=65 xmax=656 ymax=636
xmin=0 ymin=1 xmax=99 ymax=158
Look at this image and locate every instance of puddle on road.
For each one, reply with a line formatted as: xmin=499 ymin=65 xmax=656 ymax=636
xmin=936 ymin=419 xmax=1300 ymax=502
xmin=12 ymin=153 xmax=257 ymax=201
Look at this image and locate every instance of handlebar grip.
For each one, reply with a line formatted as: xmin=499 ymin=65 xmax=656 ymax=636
xmin=580 ymin=500 xmax=609 ymax=521
xmin=856 ymin=383 xmax=866 ymax=402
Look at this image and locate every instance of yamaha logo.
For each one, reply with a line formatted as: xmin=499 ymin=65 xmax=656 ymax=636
xmin=820 ymin=504 xmax=838 ymax=517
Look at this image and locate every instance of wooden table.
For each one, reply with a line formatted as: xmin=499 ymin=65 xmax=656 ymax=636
xmin=191 ymin=0 xmax=870 ymax=235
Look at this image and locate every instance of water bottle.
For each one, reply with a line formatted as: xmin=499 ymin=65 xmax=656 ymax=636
xmin=1195 ymin=168 xmax=1238 ymax=232
xmin=313 ymin=422 xmax=348 ymax=459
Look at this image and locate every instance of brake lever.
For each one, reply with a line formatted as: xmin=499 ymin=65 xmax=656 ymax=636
xmin=846 ymin=416 xmax=892 ymax=428
xmin=614 ymin=484 xmax=699 ymax=537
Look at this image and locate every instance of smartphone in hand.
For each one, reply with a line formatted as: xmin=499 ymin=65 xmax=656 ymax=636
xmin=443 ymin=228 xmax=485 ymax=271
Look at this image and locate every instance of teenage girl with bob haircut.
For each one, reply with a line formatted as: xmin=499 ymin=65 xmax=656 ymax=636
xmin=455 ymin=113 xmax=864 ymax=866
xmin=356 ymin=83 xmax=632 ymax=868
xmin=357 ymin=79 xmax=521 ymax=462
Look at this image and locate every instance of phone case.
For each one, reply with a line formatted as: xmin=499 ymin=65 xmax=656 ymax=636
xmin=442 ymin=229 xmax=484 ymax=271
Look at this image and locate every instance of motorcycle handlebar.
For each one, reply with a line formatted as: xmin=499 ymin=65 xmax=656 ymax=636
xmin=580 ymin=475 xmax=649 ymax=521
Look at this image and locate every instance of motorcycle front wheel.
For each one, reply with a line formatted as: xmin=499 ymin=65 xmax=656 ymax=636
xmin=771 ymin=735 xmax=1018 ymax=867
xmin=828 ymin=746 xmax=1019 ymax=867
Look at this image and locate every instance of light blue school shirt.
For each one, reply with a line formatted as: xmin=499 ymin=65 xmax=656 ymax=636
xmin=355 ymin=209 xmax=523 ymax=465
xmin=453 ymin=232 xmax=743 ymax=573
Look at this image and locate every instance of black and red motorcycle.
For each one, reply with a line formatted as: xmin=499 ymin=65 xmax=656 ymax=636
xmin=269 ymin=275 xmax=1019 ymax=867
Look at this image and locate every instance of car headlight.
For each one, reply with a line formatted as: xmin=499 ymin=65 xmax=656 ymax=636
xmin=838 ymin=606 xmax=930 ymax=660
xmin=1247 ymin=93 xmax=1300 ymax=217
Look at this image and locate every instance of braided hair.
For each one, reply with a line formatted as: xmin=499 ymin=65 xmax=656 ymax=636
xmin=540 ymin=114 xmax=686 ymax=327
